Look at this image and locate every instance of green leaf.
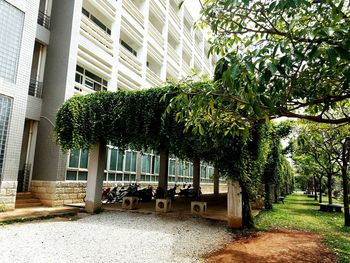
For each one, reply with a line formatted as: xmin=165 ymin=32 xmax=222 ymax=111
xmin=230 ymin=64 xmax=241 ymax=82
xmin=267 ymin=62 xmax=278 ymax=74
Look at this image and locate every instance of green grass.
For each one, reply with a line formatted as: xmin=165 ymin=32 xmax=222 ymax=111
xmin=255 ymin=193 xmax=350 ymax=263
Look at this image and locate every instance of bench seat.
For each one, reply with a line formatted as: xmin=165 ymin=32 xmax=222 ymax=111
xmin=319 ymin=203 xmax=343 ymax=212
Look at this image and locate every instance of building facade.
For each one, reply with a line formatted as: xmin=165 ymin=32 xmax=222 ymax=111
xmin=0 ymin=0 xmax=225 ymax=210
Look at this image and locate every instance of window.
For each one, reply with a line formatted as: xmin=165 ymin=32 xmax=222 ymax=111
xmin=108 ymin=147 xmax=124 ymax=172
xmin=120 ymin=40 xmax=137 ymax=57
xmin=82 ymin=7 xmax=111 ymax=35
xmin=0 ymin=95 xmax=12 ymax=180
xmin=75 ymin=65 xmax=108 ymax=91
xmin=65 ymin=149 xmax=89 ymax=180
xmin=169 ymin=159 xmax=176 ymax=176
xmin=141 ymin=154 xmax=152 ymax=174
xmin=124 ymin=151 xmax=137 ymax=172
xmin=0 ymin=0 xmax=24 ymax=82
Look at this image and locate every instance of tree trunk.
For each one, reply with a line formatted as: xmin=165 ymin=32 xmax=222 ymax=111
xmin=192 ymin=158 xmax=201 ymax=199
xmin=342 ymin=166 xmax=350 ymax=226
xmin=158 ymin=147 xmax=169 ymax=195
xmin=264 ymin=182 xmax=273 ymax=210
xmin=314 ymin=176 xmax=318 ymax=201
xmin=274 ymin=184 xmax=278 ymax=203
xmin=342 ymin=139 xmax=350 ymax=227
xmin=319 ymin=177 xmax=322 ymax=203
xmin=240 ymin=182 xmax=254 ymax=228
xmin=327 ymin=173 xmax=333 ymax=204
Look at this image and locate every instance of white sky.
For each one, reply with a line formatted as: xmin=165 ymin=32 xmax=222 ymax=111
xmin=184 ymin=0 xmax=202 ymax=20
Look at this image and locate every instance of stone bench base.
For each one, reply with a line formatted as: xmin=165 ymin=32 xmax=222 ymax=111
xmin=122 ymin=196 xmax=139 ymax=210
xmin=156 ymin=198 xmax=171 ymax=213
xmin=191 ymin=201 xmax=207 ymax=215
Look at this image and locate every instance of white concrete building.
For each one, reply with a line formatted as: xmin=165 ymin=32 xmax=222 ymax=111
xmin=0 ymin=0 xmax=223 ymax=210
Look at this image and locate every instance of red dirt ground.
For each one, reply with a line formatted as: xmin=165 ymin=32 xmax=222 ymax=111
xmin=206 ymin=229 xmax=336 ymax=263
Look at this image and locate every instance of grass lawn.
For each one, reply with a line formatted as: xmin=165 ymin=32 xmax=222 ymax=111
xmin=255 ymin=193 xmax=350 ymax=263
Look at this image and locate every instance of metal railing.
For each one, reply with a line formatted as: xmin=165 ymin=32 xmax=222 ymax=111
xmin=22 ymin=163 xmax=31 ymax=192
xmin=37 ymin=11 xmax=51 ymax=30
xmin=28 ymin=79 xmax=43 ymax=98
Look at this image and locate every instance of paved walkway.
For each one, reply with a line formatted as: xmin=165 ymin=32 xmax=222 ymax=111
xmin=0 ymin=206 xmax=81 ymax=223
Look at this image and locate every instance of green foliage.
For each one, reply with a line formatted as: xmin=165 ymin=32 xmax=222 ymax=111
xmin=255 ymin=193 xmax=350 ymax=263
xmin=55 ymin=87 xmax=176 ymax=152
xmin=175 ymin=0 xmax=350 ymax=136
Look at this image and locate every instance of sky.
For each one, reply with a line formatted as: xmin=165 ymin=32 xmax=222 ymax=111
xmin=184 ymin=0 xmax=202 ymax=20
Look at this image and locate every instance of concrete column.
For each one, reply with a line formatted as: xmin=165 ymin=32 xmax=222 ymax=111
xmin=135 ymin=152 xmax=142 ymax=182
xmin=85 ymin=142 xmax=106 ymax=213
xmin=227 ymin=180 xmax=242 ymax=228
xmin=213 ymin=168 xmax=219 ymax=195
xmin=193 ymin=158 xmax=200 ymax=192
xmin=158 ymin=147 xmax=169 ymax=190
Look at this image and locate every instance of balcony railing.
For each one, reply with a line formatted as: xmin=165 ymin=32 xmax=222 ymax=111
xmin=119 ymin=45 xmax=142 ymax=76
xmin=183 ymin=28 xmax=192 ymax=44
xmin=169 ymin=7 xmax=180 ymax=27
xmin=182 ymin=61 xmax=190 ymax=74
xmin=118 ymin=72 xmax=141 ymax=91
xmin=146 ymin=68 xmax=162 ymax=87
xmin=195 ymin=44 xmax=203 ymax=59
xmin=148 ymin=23 xmax=164 ymax=48
xmin=150 ymin=0 xmax=166 ymax=22
xmin=37 ymin=11 xmax=51 ymax=30
xmin=123 ymin=0 xmax=144 ymax=28
xmin=28 ymin=79 xmax=43 ymax=98
xmin=80 ymin=15 xmax=114 ymax=55
xmin=167 ymin=45 xmax=180 ymax=65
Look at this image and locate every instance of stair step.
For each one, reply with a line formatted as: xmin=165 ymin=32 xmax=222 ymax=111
xmin=16 ymin=192 xmax=34 ymax=199
xmin=15 ymin=202 xmax=43 ymax=209
xmin=16 ymin=198 xmax=42 ymax=204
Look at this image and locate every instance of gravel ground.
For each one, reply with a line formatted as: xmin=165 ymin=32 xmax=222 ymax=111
xmin=0 ymin=211 xmax=232 ymax=263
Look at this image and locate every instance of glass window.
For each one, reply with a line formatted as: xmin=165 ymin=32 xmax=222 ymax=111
xmin=117 ymin=150 xmax=124 ymax=171
xmin=131 ymin=152 xmax=137 ymax=172
xmin=108 ymin=173 xmax=115 ymax=181
xmin=68 ymin=149 xmax=80 ymax=168
xmin=109 ymin=148 xmax=117 ymax=170
xmin=169 ymin=159 xmax=176 ymax=176
xmin=154 ymin=156 xmax=160 ymax=174
xmin=0 ymin=95 xmax=12 ymax=179
xmin=78 ymin=171 xmax=88 ymax=181
xmin=0 ymin=0 xmax=24 ymax=82
xmin=66 ymin=171 xmax=77 ymax=181
xmin=81 ymin=7 xmax=111 ymax=35
xmin=125 ymin=151 xmax=131 ymax=171
xmin=75 ymin=65 xmax=108 ymax=91
xmin=80 ymin=149 xmax=88 ymax=168
xmin=116 ymin=173 xmax=122 ymax=181
xmin=141 ymin=154 xmax=151 ymax=174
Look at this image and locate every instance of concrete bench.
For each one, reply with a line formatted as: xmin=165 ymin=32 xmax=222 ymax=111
xmin=319 ymin=203 xmax=343 ymax=212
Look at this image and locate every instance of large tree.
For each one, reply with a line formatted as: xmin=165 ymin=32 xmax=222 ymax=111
xmin=173 ymin=0 xmax=350 ymax=135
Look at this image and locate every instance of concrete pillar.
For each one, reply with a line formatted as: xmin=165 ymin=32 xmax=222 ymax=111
xmin=213 ymin=168 xmax=219 ymax=195
xmin=135 ymin=152 xmax=142 ymax=182
xmin=193 ymin=158 xmax=200 ymax=193
xmin=158 ymin=147 xmax=169 ymax=190
xmin=85 ymin=142 xmax=106 ymax=213
xmin=227 ymin=180 xmax=242 ymax=228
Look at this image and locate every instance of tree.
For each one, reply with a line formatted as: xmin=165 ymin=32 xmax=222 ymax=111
xmin=263 ymin=122 xmax=293 ymax=209
xmin=172 ymin=0 xmax=350 ymax=136
xmin=294 ymin=123 xmax=340 ymax=204
xmin=292 ymin=122 xmax=350 ymax=226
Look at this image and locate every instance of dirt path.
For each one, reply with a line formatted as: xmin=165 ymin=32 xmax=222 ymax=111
xmin=206 ymin=229 xmax=336 ymax=263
